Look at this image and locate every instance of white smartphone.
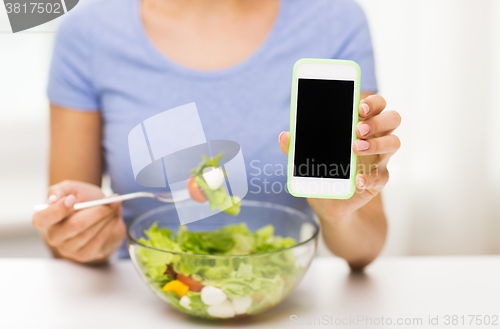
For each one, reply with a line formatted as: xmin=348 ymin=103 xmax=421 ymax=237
xmin=287 ymin=59 xmax=360 ymax=199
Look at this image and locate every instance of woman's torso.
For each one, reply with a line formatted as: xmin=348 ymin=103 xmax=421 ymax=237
xmin=48 ymin=0 xmax=377 ymax=256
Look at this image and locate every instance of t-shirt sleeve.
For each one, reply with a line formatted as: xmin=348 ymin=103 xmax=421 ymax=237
xmin=47 ymin=7 xmax=99 ymax=111
xmin=329 ymin=0 xmax=378 ymax=92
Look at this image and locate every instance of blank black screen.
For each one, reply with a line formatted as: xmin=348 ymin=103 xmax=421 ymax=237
xmin=293 ymin=79 xmax=354 ymax=179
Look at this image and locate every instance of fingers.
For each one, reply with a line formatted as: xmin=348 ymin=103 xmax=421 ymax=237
xmin=46 ymin=180 xmax=80 ymax=204
xmin=355 ymin=170 xmax=390 ymax=193
xmin=359 ymin=95 xmax=387 ymax=120
xmin=356 ymin=111 xmax=401 ymax=139
xmin=55 ymin=209 xmax=117 ymax=256
xmin=353 ymin=135 xmax=401 ymax=156
xmin=102 ymin=217 xmax=126 ymax=257
xmin=71 ymin=215 xmax=124 ymax=263
xmin=32 ymin=195 xmax=77 ymax=229
xmin=52 ymin=204 xmax=124 ymax=264
xmin=46 ymin=180 xmax=103 ymax=205
xmin=279 ymin=131 xmax=290 ymax=156
xmin=33 ymin=181 xmax=123 ymax=264
xmin=45 ymin=202 xmax=120 ymax=247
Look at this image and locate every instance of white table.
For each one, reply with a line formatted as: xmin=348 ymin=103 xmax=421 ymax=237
xmin=2 ymin=257 xmax=500 ymax=328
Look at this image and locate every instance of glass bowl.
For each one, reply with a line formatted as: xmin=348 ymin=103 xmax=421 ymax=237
xmin=127 ymin=200 xmax=319 ymax=319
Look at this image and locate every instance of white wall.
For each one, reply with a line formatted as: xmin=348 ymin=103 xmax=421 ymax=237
xmin=0 ymin=8 xmax=59 ymax=229
xmin=357 ymin=0 xmax=500 ymax=255
xmin=0 ymin=0 xmax=499 ymax=256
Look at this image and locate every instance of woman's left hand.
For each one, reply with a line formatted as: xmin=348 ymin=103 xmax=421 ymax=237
xmin=279 ymin=94 xmax=401 ymax=221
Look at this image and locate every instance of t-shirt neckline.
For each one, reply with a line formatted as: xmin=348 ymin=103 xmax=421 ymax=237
xmin=131 ymin=0 xmax=286 ymax=80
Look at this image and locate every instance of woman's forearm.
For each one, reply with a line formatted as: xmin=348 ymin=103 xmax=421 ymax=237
xmin=37 ymin=105 xmax=123 ymax=264
xmin=319 ymin=193 xmax=387 ymax=270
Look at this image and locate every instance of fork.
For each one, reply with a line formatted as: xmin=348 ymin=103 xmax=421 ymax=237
xmin=34 ymin=190 xmax=190 ymax=212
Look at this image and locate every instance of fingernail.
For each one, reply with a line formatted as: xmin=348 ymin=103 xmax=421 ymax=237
xmin=47 ymin=194 xmax=58 ymax=204
xmin=355 ymin=140 xmax=370 ymax=151
xmin=357 ymin=123 xmax=370 ymax=137
xmin=279 ymin=131 xmax=287 ymax=144
xmin=360 ymin=103 xmax=370 ymax=116
xmin=356 ymin=176 xmax=365 ymax=187
xmin=64 ymin=194 xmax=76 ymax=208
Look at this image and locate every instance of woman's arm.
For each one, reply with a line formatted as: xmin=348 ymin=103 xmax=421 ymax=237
xmin=32 ymin=105 xmax=125 ymax=265
xmin=279 ymin=94 xmax=400 ymax=270
xmin=311 ymin=92 xmax=388 ymax=270
xmin=310 ymin=194 xmax=387 ymax=271
xmin=49 ymin=105 xmax=102 ymax=185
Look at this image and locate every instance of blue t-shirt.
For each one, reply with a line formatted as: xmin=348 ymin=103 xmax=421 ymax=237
xmin=48 ymin=0 xmax=377 ymax=257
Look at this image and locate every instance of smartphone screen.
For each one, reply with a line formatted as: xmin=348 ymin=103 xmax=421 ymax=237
xmin=293 ymin=78 xmax=355 ymax=179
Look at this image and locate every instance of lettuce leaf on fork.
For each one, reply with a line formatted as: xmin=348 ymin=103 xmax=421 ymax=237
xmin=191 ymin=153 xmax=241 ymax=216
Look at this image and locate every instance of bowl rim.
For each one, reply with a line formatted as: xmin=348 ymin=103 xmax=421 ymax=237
xmin=126 ymin=200 xmax=320 ymax=258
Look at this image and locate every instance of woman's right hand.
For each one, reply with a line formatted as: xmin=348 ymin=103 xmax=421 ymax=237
xmin=32 ymin=180 xmax=126 ymax=264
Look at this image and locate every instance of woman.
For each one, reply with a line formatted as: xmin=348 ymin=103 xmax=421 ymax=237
xmin=32 ymin=0 xmax=401 ymax=270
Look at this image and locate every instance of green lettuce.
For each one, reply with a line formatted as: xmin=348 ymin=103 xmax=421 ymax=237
xmin=136 ymin=224 xmax=182 ymax=282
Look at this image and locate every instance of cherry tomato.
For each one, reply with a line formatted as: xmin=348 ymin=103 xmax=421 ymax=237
xmin=187 ymin=175 xmax=207 ymax=203
xmin=177 ymin=273 xmax=204 ymax=292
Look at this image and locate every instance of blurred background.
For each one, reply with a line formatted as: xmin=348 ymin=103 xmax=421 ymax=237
xmin=0 ymin=0 xmax=499 ymax=258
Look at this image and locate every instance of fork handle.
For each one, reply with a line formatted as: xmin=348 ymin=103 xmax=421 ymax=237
xmin=34 ymin=192 xmax=155 ymax=212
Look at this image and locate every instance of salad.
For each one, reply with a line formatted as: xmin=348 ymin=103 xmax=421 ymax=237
xmin=135 ymin=222 xmax=304 ymax=318
xmin=186 ymin=152 xmax=241 ymax=216
xmin=132 ymin=154 xmax=308 ymax=319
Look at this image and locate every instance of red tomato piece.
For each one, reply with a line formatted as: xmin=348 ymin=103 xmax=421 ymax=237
xmin=187 ymin=175 xmax=207 ymax=203
xmin=177 ymin=273 xmax=204 ymax=292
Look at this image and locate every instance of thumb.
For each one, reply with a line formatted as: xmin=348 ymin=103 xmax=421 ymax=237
xmin=278 ymin=132 xmax=290 ymax=156
xmin=32 ymin=194 xmax=77 ymax=229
